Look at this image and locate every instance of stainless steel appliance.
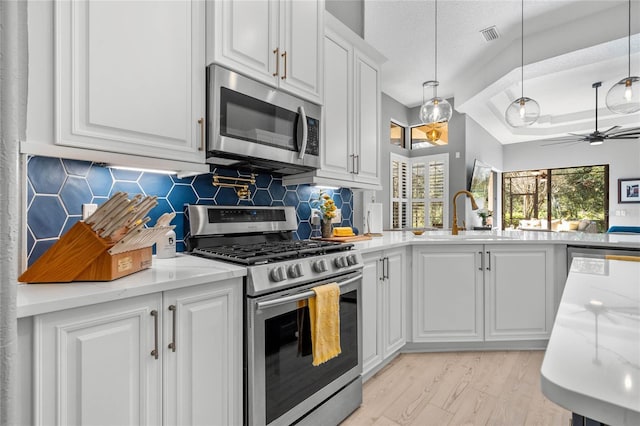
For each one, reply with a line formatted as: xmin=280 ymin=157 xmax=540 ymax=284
xmin=567 ymin=245 xmax=639 ymax=271
xmin=207 ymin=65 xmax=321 ymax=175
xmin=187 ymin=205 xmax=363 ymax=426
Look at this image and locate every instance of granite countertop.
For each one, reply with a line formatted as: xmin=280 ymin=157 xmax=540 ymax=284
xmin=541 ymin=257 xmax=640 ymax=425
xmin=17 ymin=254 xmax=247 ymax=318
xmin=350 ymin=230 xmax=640 ymax=254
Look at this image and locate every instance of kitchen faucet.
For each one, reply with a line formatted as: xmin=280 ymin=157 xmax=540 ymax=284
xmin=451 ymin=190 xmax=479 ymax=235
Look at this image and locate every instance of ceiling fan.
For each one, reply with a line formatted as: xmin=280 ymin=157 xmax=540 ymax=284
xmin=542 ymin=82 xmax=640 ymax=146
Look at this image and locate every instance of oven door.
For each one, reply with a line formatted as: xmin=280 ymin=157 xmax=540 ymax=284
xmin=207 ymin=65 xmax=320 ymax=172
xmin=246 ymin=271 xmax=362 ymax=426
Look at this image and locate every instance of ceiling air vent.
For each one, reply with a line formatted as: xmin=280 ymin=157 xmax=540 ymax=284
xmin=480 ymin=26 xmax=500 ymax=42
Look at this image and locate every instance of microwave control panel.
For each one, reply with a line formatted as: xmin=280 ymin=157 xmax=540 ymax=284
xmin=306 ymin=117 xmax=320 ymax=156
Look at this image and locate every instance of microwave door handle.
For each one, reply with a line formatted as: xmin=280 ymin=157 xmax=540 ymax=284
xmin=297 ymin=105 xmax=308 ymax=160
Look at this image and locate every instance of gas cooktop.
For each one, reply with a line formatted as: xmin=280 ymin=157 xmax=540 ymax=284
xmin=192 ymin=239 xmax=350 ymax=265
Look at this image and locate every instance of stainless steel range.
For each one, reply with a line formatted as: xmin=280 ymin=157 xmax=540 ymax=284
xmin=186 ymin=205 xmax=363 ymax=426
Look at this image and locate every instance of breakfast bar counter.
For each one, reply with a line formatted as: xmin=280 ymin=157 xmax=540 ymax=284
xmin=541 ymin=257 xmax=640 ymax=425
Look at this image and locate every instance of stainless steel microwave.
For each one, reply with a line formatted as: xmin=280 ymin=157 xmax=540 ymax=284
xmin=206 ymin=65 xmax=321 ymax=175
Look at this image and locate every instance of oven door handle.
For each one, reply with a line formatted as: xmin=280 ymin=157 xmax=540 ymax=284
xmin=256 ymin=273 xmax=362 ymax=311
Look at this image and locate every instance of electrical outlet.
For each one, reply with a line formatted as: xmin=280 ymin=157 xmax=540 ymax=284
xmin=82 ymin=203 xmax=98 ymax=220
xmin=331 ymin=209 xmax=342 ymax=223
xmin=310 ymin=209 xmax=321 ymax=225
xmin=311 ymin=208 xmax=342 ymax=224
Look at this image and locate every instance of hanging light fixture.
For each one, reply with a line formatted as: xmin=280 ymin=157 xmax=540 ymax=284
xmin=505 ymin=0 xmax=540 ymax=127
xmin=606 ymin=0 xmax=640 ymax=114
xmin=419 ymin=0 xmax=453 ymax=125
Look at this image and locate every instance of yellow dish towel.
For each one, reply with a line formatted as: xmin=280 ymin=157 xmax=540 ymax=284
xmin=308 ymin=283 xmax=341 ymax=366
xmin=605 ymin=254 xmax=640 ymax=262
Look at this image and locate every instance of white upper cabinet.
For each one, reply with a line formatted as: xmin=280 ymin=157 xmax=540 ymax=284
xmin=25 ymin=0 xmax=208 ymax=172
xmin=208 ymin=0 xmax=323 ymax=104
xmin=353 ymin=50 xmax=381 ymax=186
xmin=283 ymin=12 xmax=385 ymax=190
xmin=321 ymin=29 xmax=353 ymax=178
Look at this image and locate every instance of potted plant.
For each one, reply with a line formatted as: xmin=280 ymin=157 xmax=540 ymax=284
xmin=477 ymin=208 xmax=492 ymax=227
xmin=312 ymin=191 xmax=338 ymax=238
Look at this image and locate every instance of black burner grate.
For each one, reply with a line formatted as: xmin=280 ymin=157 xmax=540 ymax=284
xmin=193 ymin=240 xmax=350 ymax=265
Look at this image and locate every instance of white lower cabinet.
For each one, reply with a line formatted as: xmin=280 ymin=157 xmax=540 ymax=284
xmin=413 ymin=245 xmax=484 ymax=342
xmin=33 ymin=280 xmax=242 ymax=426
xmin=412 ymin=244 xmax=555 ymax=343
xmin=484 ymin=245 xmax=555 ymax=341
xmin=362 ymin=248 xmax=407 ymax=376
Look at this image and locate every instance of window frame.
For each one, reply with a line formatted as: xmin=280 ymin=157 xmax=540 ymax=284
xmin=389 ymin=120 xmax=407 ymax=149
xmin=389 ymin=152 xmax=449 ymax=230
xmin=502 ymin=164 xmax=609 ymax=232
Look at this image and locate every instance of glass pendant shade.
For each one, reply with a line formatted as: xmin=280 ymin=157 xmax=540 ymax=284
xmin=505 ymin=97 xmax=540 ymax=127
xmin=504 ymin=0 xmax=540 ymax=128
xmin=606 ymin=76 xmax=640 ymax=114
xmin=419 ymin=97 xmax=453 ymax=124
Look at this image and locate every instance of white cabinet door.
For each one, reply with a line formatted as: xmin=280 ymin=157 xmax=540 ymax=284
xmin=413 ymin=245 xmax=484 ymax=342
xmin=211 ymin=0 xmax=277 ymax=84
xmin=208 ymin=0 xmax=322 ymax=104
xmin=163 ymin=280 xmax=242 ymax=426
xmin=485 ymin=245 xmax=555 ymax=341
xmin=55 ymin=0 xmax=205 ymax=163
xmin=320 ymin=28 xmax=354 ymax=180
xmin=279 ymin=0 xmax=323 ymax=103
xmin=35 ymin=294 xmax=162 ymax=426
xmin=353 ymin=51 xmax=381 ymax=186
xmin=382 ymin=248 xmax=406 ymax=356
xmin=361 ymin=253 xmax=382 ymax=376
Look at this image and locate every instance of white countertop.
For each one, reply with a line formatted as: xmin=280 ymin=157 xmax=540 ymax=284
xmin=350 ymin=230 xmax=640 ymax=254
xmin=17 ymin=254 xmax=247 ymax=318
xmin=18 ymin=231 xmax=640 ymax=318
xmin=541 ymin=257 xmax=640 ymax=425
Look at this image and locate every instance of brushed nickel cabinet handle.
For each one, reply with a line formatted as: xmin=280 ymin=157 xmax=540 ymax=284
xmin=150 ymin=310 xmax=159 ymax=360
xmin=273 ymin=48 xmax=280 ymax=76
xmin=197 ymin=118 xmax=205 ymax=151
xmin=478 ymin=251 xmax=484 ymax=271
xmin=281 ymin=51 xmax=287 ymax=80
xmin=168 ymin=305 xmax=176 ymax=352
xmin=486 ymin=251 xmax=492 ymax=271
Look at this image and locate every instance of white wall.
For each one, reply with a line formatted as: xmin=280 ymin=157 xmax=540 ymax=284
xmin=503 ymin=139 xmax=640 ymax=227
xmin=465 ymin=117 xmax=504 ymax=228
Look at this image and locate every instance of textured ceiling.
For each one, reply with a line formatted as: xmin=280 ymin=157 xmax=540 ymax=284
xmin=363 ymin=0 xmax=640 ymax=143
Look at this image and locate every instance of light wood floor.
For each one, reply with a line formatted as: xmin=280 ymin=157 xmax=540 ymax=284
xmin=341 ymin=351 xmax=570 ymax=426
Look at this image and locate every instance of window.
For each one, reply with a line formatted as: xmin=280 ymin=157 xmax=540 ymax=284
xmin=390 ymin=155 xmax=408 ymax=229
xmin=502 ymin=165 xmax=609 ymax=232
xmin=390 ymin=122 xmax=406 ymax=148
xmin=411 ymin=122 xmax=448 ymax=149
xmin=390 ymin=153 xmax=448 ymax=229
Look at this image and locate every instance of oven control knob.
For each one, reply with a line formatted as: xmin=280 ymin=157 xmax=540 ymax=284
xmin=312 ymin=259 xmax=328 ymax=273
xmin=334 ymin=256 xmax=348 ymax=269
xmin=346 ymin=254 xmax=358 ymax=266
xmin=270 ymin=266 xmax=287 ymax=282
xmin=287 ymin=263 xmax=303 ymax=279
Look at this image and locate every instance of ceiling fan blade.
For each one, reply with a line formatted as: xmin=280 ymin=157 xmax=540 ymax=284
xmin=608 ymin=131 xmax=640 ymax=137
xmin=601 ymin=126 xmax=620 ymax=135
xmin=608 ymin=126 xmax=640 ymax=135
xmin=607 ymin=136 xmax=640 ymax=140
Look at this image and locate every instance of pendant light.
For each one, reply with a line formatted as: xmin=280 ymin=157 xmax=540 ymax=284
xmin=505 ymin=0 xmax=540 ymax=127
xmin=419 ymin=0 xmax=453 ymax=125
xmin=606 ymin=0 xmax=640 ymax=114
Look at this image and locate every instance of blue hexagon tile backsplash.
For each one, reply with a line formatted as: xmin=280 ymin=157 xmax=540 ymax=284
xmin=26 ymin=156 xmax=353 ymax=266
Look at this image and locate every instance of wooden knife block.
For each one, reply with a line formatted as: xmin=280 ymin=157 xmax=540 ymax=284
xmin=19 ymin=221 xmax=152 ymax=283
